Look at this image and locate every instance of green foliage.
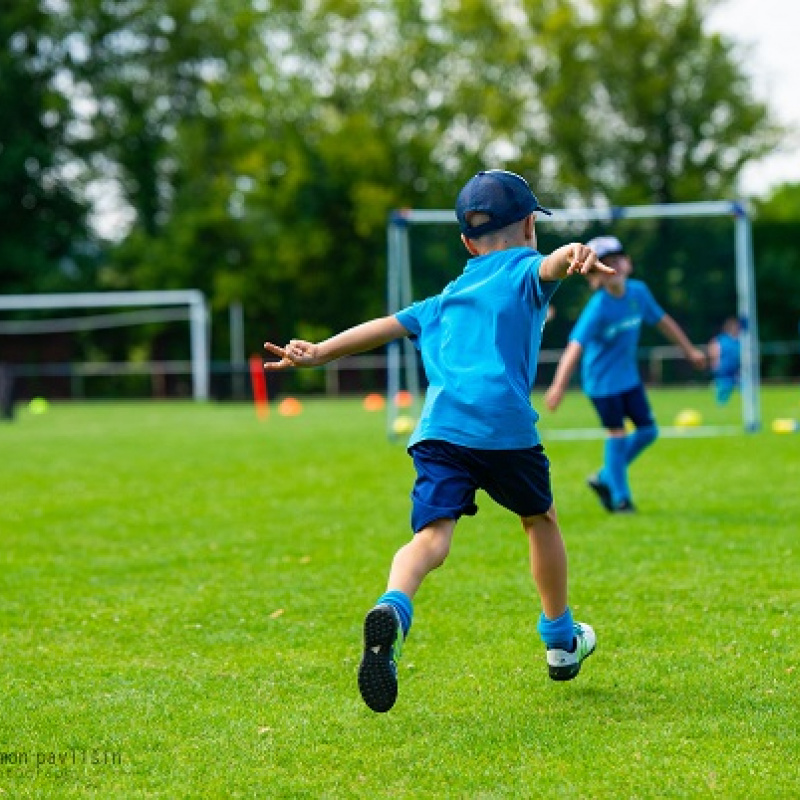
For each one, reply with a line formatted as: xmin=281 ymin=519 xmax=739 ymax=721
xmin=87 ymin=0 xmax=784 ymax=341
xmin=753 ymin=221 xmax=800 ymax=341
xmin=536 ymin=0 xmax=782 ymax=204
xmin=755 ymin=182 xmax=800 ymax=221
xmin=0 ymin=5 xmax=93 ymax=294
xmin=1 ymin=392 xmax=799 ymax=796
xmin=750 ymin=184 xmax=800 ymax=344
xmin=1 ymin=0 xmax=795 ymax=364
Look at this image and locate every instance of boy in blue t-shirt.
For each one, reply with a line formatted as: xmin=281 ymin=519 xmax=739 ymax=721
xmin=708 ymin=317 xmax=741 ymax=405
xmin=264 ymin=170 xmax=615 ymax=712
xmin=544 ymin=236 xmax=707 ymax=513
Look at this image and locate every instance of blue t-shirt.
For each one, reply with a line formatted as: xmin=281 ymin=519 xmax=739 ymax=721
xmin=714 ymin=332 xmax=741 ymax=377
xmin=395 ymin=247 xmax=559 ymax=450
xmin=569 ymin=279 xmax=665 ymax=398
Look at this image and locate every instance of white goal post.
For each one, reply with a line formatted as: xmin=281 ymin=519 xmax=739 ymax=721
xmin=386 ymin=200 xmax=760 ymax=434
xmin=0 ymin=290 xmax=210 ymax=400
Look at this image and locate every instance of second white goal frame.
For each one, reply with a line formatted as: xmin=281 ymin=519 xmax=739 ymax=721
xmin=0 ymin=290 xmax=210 ymax=400
xmin=386 ymin=200 xmax=760 ymax=435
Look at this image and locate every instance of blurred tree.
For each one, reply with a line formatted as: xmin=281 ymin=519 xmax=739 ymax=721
xmin=753 ymin=184 xmax=800 ymax=351
xmin=536 ymin=0 xmax=782 ymax=205
xmin=0 ymin=4 xmax=93 ymax=295
xmin=93 ymin=0 xmax=557 ymax=353
xmin=532 ymin=0 xmax=784 ymax=342
xmin=3 ymin=0 xmax=791 ymax=370
xmin=755 ymin=182 xmax=800 ymax=221
xmin=46 ymin=0 xmax=263 ymax=360
xmin=57 ymin=0 xmax=240 ymax=239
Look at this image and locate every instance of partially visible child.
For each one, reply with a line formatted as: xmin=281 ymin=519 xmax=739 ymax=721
xmin=265 ymin=170 xmax=614 ymax=713
xmin=544 ymin=235 xmax=707 ymax=513
xmin=708 ymin=317 xmax=741 ymax=405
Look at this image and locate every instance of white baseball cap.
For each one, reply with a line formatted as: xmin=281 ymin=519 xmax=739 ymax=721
xmin=587 ymin=235 xmax=625 ymax=259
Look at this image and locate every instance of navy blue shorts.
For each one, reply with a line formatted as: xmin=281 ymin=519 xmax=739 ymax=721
xmin=590 ymin=384 xmax=655 ymax=430
xmin=408 ymin=440 xmax=553 ymax=533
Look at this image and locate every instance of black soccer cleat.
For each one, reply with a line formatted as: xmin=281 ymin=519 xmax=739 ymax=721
xmin=358 ymin=604 xmax=404 ymax=713
xmin=586 ymin=473 xmax=614 ymax=511
xmin=611 ymin=499 xmax=637 ymax=514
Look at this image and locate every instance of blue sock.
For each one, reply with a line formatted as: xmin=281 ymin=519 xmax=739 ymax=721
xmin=625 ymin=424 xmax=658 ymax=465
xmin=604 ymin=436 xmax=630 ymax=505
xmin=376 ymin=590 xmax=413 ymax=637
xmin=537 ymin=607 xmax=574 ymax=650
xmin=715 ymin=376 xmax=735 ymax=405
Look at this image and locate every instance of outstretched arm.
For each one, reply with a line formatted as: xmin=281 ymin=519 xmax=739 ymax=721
xmin=707 ymin=337 xmax=720 ymax=372
xmin=656 ymin=315 xmax=707 ymax=370
xmin=539 ymin=243 xmax=616 ymax=283
xmin=264 ymin=315 xmax=409 ymax=370
xmin=544 ymin=340 xmax=584 ymax=411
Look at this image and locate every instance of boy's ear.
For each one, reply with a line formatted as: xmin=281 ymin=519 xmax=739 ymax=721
xmin=524 ymin=213 xmax=535 ymax=239
xmin=461 ymin=233 xmax=481 ymax=255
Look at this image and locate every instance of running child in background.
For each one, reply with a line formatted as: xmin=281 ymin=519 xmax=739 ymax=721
xmin=265 ymin=170 xmax=614 ymax=713
xmin=708 ymin=317 xmax=741 ymax=405
xmin=544 ymin=235 xmax=707 ymax=513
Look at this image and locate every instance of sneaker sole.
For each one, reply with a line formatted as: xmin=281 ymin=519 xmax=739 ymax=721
xmin=548 ymin=643 xmax=596 ymax=682
xmin=358 ymin=606 xmax=399 ymax=712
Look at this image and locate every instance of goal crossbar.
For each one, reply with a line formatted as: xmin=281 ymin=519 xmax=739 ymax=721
xmin=0 ymin=290 xmax=210 ymax=400
xmin=387 ymin=200 xmax=760 ymax=433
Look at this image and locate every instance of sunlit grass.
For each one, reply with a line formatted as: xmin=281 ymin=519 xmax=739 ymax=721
xmin=1 ymin=389 xmax=799 ymax=797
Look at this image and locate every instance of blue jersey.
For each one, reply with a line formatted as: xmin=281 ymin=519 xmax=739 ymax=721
xmin=714 ymin=332 xmax=740 ymax=378
xmin=395 ymin=247 xmax=559 ymax=450
xmin=569 ymin=279 xmax=665 ymax=398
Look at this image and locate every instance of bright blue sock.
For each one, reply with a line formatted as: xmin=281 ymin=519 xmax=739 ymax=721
xmin=625 ymin=424 xmax=658 ymax=465
xmin=604 ymin=436 xmax=630 ymax=505
xmin=376 ymin=590 xmax=413 ymax=637
xmin=715 ymin=377 xmax=735 ymax=405
xmin=537 ymin=607 xmax=574 ymax=650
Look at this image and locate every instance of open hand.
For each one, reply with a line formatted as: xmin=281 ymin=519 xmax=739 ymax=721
xmin=687 ymin=347 xmax=707 ymax=370
xmin=543 ymin=385 xmax=563 ymax=412
xmin=263 ymin=339 xmax=320 ymax=370
xmin=566 ymin=244 xmax=616 ymax=277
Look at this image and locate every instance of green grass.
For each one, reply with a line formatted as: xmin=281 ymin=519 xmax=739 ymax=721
xmin=1 ymin=388 xmax=799 ymax=798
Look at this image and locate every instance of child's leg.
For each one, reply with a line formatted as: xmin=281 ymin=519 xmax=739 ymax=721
xmin=715 ymin=375 xmax=734 ymax=405
xmin=625 ymin=423 xmax=658 ymax=465
xmin=521 ymin=505 xmax=568 ymax=622
xmin=589 ymin=395 xmax=629 ymax=506
xmin=601 ymin=429 xmax=630 ymax=505
xmin=377 ymin=518 xmax=456 ymax=636
xmin=359 ymin=519 xmax=455 ymax=713
xmin=522 ymin=506 xmax=573 ymax=651
xmin=621 ymin=384 xmax=658 ymax=474
xmin=387 ymin=518 xmax=456 ymax=600
xmin=523 ymin=506 xmax=597 ymax=679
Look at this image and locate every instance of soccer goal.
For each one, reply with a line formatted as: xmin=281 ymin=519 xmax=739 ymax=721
xmin=0 ymin=290 xmax=210 ymax=400
xmin=386 ymin=200 xmax=760 ymax=436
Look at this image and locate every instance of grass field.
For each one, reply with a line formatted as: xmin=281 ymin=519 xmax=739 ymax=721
xmin=2 ymin=387 xmax=799 ymax=798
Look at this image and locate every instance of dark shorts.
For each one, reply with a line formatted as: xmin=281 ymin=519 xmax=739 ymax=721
xmin=408 ymin=440 xmax=553 ymax=533
xmin=590 ymin=384 xmax=655 ymax=430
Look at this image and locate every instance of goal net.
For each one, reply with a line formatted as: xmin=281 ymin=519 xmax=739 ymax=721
xmin=386 ymin=201 xmax=760 ymax=437
xmin=0 ymin=290 xmax=210 ymax=401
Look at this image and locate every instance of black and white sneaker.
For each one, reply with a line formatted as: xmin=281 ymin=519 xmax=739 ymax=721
xmin=358 ymin=604 xmax=404 ymax=713
xmin=546 ymin=622 xmax=596 ymax=681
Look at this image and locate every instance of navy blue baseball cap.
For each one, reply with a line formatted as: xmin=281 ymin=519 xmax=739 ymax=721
xmin=456 ymin=170 xmax=552 ymax=239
